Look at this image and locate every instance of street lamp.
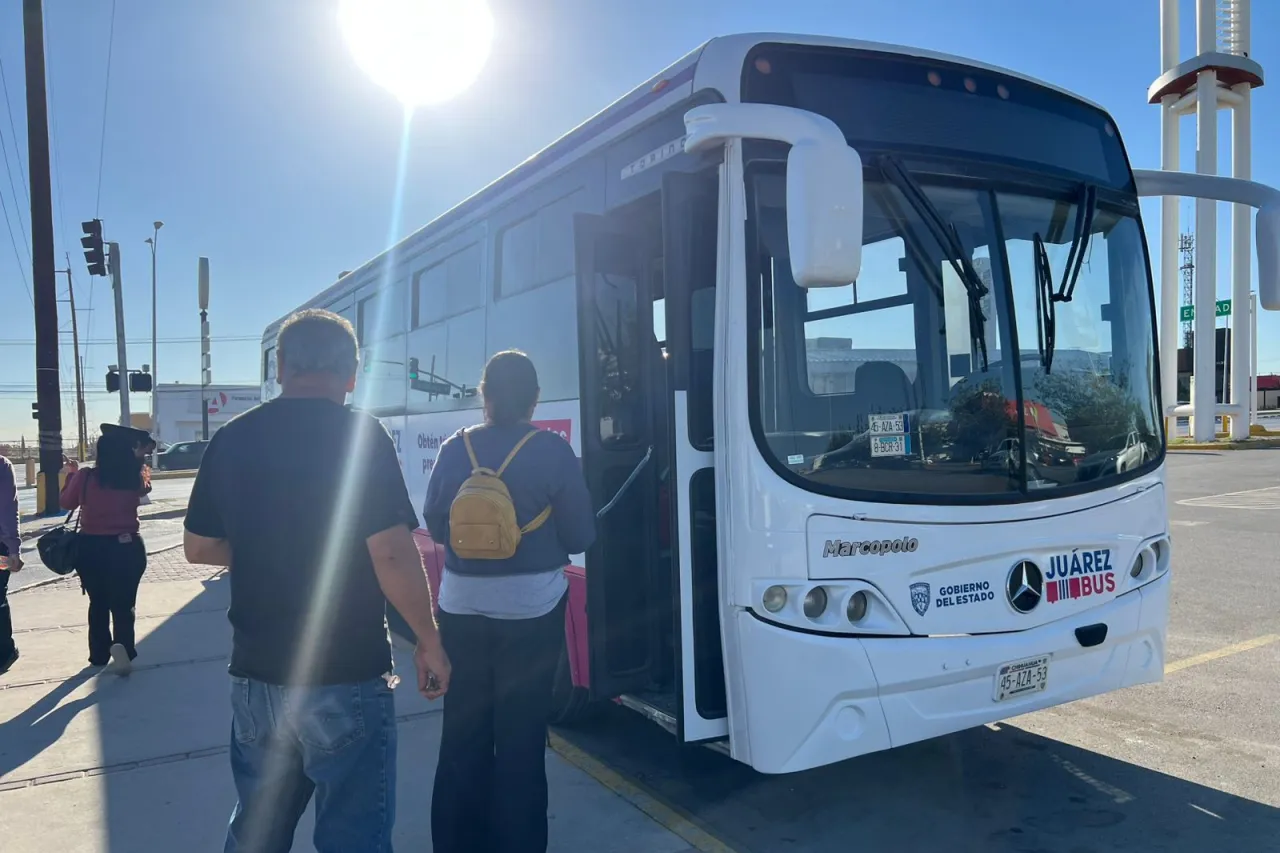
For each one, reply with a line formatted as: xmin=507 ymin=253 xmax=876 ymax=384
xmin=145 ymin=220 xmax=163 ymax=466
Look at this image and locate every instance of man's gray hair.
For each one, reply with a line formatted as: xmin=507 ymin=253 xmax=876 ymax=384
xmin=276 ymin=309 xmax=358 ymax=379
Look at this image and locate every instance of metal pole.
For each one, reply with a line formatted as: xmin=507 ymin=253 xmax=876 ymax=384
xmin=64 ymin=264 xmax=87 ymax=459
xmin=110 ymin=241 xmax=130 ymax=426
xmin=1158 ymin=0 xmax=1180 ymax=436
xmin=1191 ymin=0 xmax=1218 ymax=443
xmin=149 ymin=221 xmax=162 ymax=462
xmin=24 ymin=0 xmax=63 ymax=514
xmin=1228 ymin=3 xmax=1253 ymax=439
xmin=1250 ymin=292 xmax=1258 ymax=425
xmin=198 ymin=257 xmax=210 ymax=440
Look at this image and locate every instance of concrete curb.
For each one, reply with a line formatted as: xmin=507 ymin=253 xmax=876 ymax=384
xmin=1167 ymin=439 xmax=1280 ymax=452
xmin=12 ymin=543 xmax=189 ymax=595
xmin=150 ymin=469 xmax=197 ymax=481
xmin=19 ymin=507 xmax=187 ymax=542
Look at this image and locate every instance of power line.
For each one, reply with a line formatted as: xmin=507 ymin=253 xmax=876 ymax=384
xmin=0 ymin=184 xmax=32 ymax=306
xmin=94 ymin=0 xmax=117 ymax=217
xmin=0 ymin=334 xmax=261 ymax=346
xmin=0 ymin=54 xmax=30 ymax=205
xmin=0 ymin=62 xmax=31 ymax=270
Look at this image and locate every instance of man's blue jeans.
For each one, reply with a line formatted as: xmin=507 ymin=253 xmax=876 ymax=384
xmin=224 ymin=675 xmax=397 ymax=853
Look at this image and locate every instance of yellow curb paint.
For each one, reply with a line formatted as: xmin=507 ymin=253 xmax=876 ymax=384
xmin=1165 ymin=634 xmax=1280 ymax=674
xmin=547 ymin=732 xmax=742 ymax=853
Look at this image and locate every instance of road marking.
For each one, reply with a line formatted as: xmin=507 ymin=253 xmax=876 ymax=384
xmin=1169 ymin=519 xmax=1208 ymax=527
xmin=548 ymin=732 xmax=742 ymax=853
xmin=1178 ymin=485 xmax=1280 ymax=510
xmin=1051 ymin=754 xmax=1135 ymax=804
xmin=1165 ymin=634 xmax=1280 ymax=675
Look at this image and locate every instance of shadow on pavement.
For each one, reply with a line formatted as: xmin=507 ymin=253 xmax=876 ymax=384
xmin=556 ymin=704 xmax=1279 ymax=853
xmin=0 ymin=669 xmax=101 ymax=779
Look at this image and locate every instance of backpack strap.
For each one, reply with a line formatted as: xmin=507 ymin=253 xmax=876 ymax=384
xmin=461 ymin=428 xmax=490 ymax=475
xmin=520 ymin=504 xmax=552 ymax=534
xmin=495 ymin=429 xmax=541 ymax=476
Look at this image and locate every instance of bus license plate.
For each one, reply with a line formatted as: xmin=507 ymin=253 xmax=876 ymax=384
xmin=994 ymin=655 xmax=1050 ymax=702
xmin=870 ymin=434 xmax=909 ymax=457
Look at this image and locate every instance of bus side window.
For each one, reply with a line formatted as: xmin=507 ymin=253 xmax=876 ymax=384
xmin=688 ymin=285 xmax=714 ymax=449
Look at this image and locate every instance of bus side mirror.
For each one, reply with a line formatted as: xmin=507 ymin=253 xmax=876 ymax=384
xmin=684 ymin=103 xmax=864 ymax=288
xmin=1133 ymin=169 xmax=1280 ymax=310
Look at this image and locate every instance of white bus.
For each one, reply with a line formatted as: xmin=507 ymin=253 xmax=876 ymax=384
xmin=262 ymin=33 xmax=1280 ymax=774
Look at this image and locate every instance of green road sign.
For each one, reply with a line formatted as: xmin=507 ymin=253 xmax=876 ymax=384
xmin=1179 ymin=300 xmax=1232 ymax=322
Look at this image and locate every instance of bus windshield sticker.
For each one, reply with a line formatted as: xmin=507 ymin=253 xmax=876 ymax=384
xmin=868 ymin=412 xmax=908 ymax=434
xmin=787 ymin=454 xmax=804 ymax=465
xmin=870 ymin=434 xmax=910 ymax=457
xmin=620 ymin=136 xmax=687 ymax=181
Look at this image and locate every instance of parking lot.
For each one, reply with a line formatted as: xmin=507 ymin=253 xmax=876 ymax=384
xmin=555 ymin=450 xmax=1280 ymax=853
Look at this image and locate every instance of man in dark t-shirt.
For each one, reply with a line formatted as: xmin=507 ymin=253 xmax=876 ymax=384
xmin=184 ymin=309 xmax=448 ymax=852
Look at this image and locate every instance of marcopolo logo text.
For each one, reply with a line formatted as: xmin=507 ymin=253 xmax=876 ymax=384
xmin=823 ymin=537 xmax=919 ymax=558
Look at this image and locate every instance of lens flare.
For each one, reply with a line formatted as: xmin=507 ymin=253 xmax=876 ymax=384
xmin=339 ymin=0 xmax=495 ymax=106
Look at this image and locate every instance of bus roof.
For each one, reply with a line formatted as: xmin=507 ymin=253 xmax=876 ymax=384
xmin=263 ymin=32 xmax=1106 ymax=340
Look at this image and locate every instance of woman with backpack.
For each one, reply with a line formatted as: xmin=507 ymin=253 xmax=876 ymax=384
xmin=424 ymin=350 xmax=596 ymax=853
xmin=60 ymin=424 xmax=154 ymax=674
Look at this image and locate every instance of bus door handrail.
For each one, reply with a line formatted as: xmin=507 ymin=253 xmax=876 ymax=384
xmin=596 ymin=445 xmax=653 ymax=520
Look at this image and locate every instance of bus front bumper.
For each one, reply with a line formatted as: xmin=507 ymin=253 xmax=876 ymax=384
xmin=729 ymin=571 xmax=1169 ymax=774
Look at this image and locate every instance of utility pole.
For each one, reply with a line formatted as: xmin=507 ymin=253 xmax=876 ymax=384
xmin=24 ymin=0 xmax=62 ymax=515
xmin=110 ymin=242 xmax=130 ymax=426
xmin=63 ymin=262 xmax=87 ymax=460
xmin=198 ymin=257 xmax=210 ymax=440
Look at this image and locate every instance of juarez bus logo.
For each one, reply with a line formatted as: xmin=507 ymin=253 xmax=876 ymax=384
xmin=823 ymin=537 xmax=919 ymax=558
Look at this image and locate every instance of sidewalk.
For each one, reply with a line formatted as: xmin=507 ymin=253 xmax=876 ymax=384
xmin=0 ymin=548 xmax=696 ymax=852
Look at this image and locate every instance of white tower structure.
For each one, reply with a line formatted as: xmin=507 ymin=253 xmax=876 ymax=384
xmin=1152 ymin=0 xmax=1264 ymax=442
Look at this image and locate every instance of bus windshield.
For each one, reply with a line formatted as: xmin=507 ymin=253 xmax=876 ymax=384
xmin=746 ymin=163 xmax=1161 ymax=502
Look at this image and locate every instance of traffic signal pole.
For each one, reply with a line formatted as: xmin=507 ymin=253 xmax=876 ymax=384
xmin=24 ymin=0 xmax=63 ymax=515
xmin=110 ymin=242 xmax=131 ymax=426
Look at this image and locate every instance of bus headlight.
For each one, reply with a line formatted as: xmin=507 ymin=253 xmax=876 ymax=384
xmin=762 ymin=585 xmax=788 ymax=613
xmin=847 ymin=591 xmax=869 ymax=623
xmin=803 ymin=586 xmax=828 ymax=619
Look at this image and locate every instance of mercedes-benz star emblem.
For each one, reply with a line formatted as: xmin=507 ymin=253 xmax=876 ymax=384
xmin=1006 ymin=560 xmax=1043 ymax=613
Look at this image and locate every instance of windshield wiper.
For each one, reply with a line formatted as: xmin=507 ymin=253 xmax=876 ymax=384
xmin=1032 ymin=184 xmax=1098 ymax=373
xmin=878 ymin=155 xmax=990 ymax=371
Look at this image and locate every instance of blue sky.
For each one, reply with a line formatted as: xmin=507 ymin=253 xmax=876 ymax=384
xmin=0 ymin=0 xmax=1275 ymax=439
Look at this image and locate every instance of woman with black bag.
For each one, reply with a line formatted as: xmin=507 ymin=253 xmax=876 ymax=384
xmin=60 ymin=425 xmax=154 ymax=674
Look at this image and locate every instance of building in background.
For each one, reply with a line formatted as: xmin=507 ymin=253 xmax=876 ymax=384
xmin=151 ymin=384 xmax=260 ymax=444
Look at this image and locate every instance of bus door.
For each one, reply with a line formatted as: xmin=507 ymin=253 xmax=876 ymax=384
xmin=573 ymin=212 xmax=661 ymax=701
xmin=661 ymin=170 xmax=729 ymax=742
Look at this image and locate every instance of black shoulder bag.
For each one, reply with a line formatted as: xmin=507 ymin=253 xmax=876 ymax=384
xmin=36 ymin=472 xmax=87 ymax=576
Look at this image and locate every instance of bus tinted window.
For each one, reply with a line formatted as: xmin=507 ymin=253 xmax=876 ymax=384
xmin=414 ymin=242 xmax=483 ymax=328
xmin=498 ymin=188 xmax=587 ymax=298
xmin=743 ymin=45 xmax=1131 ymax=190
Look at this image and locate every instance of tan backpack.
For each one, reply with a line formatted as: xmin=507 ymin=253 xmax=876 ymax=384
xmin=448 ymin=428 xmax=552 ymax=560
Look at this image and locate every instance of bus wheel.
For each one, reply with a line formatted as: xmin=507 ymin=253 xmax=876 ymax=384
xmin=549 ymin=643 xmax=592 ymax=725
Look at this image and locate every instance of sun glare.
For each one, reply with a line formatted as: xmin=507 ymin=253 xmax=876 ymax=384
xmin=339 ymin=0 xmax=495 ymax=107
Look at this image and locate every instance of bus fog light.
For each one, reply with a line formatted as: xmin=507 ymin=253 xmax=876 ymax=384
xmin=803 ymin=587 xmax=828 ymax=619
xmin=847 ymin=591 xmax=869 ymax=623
xmin=762 ymin=586 xmax=787 ymax=613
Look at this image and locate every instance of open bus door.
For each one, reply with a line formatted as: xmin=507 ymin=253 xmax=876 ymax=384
xmin=573 ymin=213 xmax=661 ymax=701
xmin=661 ymin=170 xmax=729 ymax=742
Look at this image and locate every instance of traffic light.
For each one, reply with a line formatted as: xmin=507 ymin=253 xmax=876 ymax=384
xmin=129 ymin=372 xmax=153 ymax=392
xmin=106 ymin=370 xmax=120 ymax=393
xmin=408 ymin=357 xmax=419 ymax=380
xmin=31 ymin=402 xmax=38 ymax=420
xmin=81 ymin=219 xmax=106 ymax=277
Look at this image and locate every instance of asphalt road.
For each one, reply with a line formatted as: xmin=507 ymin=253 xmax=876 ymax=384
xmin=15 ymin=477 xmax=195 ymax=519
xmin=557 ymin=450 xmax=1280 ymax=853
